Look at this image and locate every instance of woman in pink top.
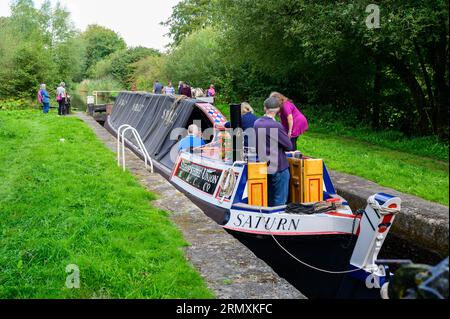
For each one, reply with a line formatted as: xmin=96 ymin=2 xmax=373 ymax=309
xmin=270 ymin=92 xmax=308 ymax=150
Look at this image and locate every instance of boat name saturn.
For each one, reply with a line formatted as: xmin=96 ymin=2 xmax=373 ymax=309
xmin=233 ymin=213 xmax=300 ymax=232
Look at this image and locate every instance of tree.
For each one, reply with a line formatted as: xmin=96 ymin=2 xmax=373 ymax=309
xmin=82 ymin=25 xmax=126 ymax=73
xmin=164 ymin=28 xmax=224 ymax=89
xmin=0 ymin=0 xmax=85 ymax=98
xmin=132 ymin=55 xmax=168 ymax=91
xmin=212 ymin=0 xmax=448 ymax=138
xmin=162 ymin=0 xmax=216 ymax=46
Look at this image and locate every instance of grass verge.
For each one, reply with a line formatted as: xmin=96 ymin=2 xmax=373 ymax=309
xmin=0 ymin=110 xmax=214 ymax=299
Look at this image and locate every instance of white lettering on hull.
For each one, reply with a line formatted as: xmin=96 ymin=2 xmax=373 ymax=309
xmin=225 ymin=210 xmax=357 ymax=235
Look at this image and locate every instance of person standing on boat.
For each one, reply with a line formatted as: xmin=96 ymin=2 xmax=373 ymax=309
xmin=163 ymin=81 xmax=175 ymax=95
xmin=241 ymin=102 xmax=258 ymax=147
xmin=270 ymin=92 xmax=308 ymax=150
xmin=254 ymin=97 xmax=293 ymax=207
xmin=179 ymin=124 xmax=206 ymax=152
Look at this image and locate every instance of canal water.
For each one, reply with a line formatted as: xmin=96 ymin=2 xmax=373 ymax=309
xmin=227 ymin=230 xmax=443 ymax=299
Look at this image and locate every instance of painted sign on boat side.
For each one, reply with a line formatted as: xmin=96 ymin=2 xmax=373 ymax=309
xmin=175 ymin=158 xmax=222 ymax=195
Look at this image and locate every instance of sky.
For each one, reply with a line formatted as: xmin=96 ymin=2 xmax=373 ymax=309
xmin=0 ymin=0 xmax=180 ymax=51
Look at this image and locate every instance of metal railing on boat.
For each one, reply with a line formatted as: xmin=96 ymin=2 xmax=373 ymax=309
xmin=117 ymin=124 xmax=154 ymax=173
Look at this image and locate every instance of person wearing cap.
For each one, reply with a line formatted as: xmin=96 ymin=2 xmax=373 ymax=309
xmin=254 ymin=97 xmax=293 ymax=207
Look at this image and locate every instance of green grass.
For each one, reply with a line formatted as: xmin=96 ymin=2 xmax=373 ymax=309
xmin=215 ymin=103 xmax=449 ymax=206
xmin=307 ymin=119 xmax=449 ymax=162
xmin=0 ymin=110 xmax=214 ymax=299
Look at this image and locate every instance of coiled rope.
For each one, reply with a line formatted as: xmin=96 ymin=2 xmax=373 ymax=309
xmin=162 ymin=95 xmax=187 ymax=126
xmin=219 ymin=168 xmax=236 ymax=203
xmin=367 ymin=196 xmax=401 ymax=216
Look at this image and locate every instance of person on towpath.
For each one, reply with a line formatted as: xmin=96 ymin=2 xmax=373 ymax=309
xmin=180 ymin=82 xmax=192 ymax=98
xmin=163 ymin=81 xmax=176 ymax=95
xmin=153 ymin=80 xmax=163 ymax=94
xmin=39 ymin=84 xmax=50 ymax=114
xmin=56 ymin=82 xmax=67 ymax=116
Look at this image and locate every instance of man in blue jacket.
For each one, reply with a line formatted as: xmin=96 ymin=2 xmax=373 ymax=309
xmin=254 ymin=97 xmax=293 ymax=207
xmin=179 ymin=124 xmax=206 ymax=152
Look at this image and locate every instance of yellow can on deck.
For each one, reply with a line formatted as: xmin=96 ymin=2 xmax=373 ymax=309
xmin=289 ymin=158 xmax=324 ymax=204
xmin=247 ymin=162 xmax=268 ymax=207
xmin=303 ymin=159 xmax=324 ymax=203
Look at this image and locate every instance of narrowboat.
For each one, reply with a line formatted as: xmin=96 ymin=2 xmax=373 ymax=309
xmin=105 ymin=92 xmax=402 ymax=299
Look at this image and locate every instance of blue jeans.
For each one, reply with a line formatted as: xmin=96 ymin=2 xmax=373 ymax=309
xmin=268 ymin=168 xmax=290 ymax=207
xmin=43 ymin=102 xmax=50 ymax=114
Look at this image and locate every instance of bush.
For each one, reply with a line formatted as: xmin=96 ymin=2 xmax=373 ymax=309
xmin=0 ymin=98 xmax=31 ymax=111
xmin=132 ymin=55 xmax=168 ymax=92
xmin=89 ymin=47 xmax=160 ymax=88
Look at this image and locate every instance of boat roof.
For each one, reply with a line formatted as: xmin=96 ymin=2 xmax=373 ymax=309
xmin=109 ymin=92 xmax=226 ymax=170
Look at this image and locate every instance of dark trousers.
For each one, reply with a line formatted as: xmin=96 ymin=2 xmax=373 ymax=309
xmin=58 ymin=98 xmax=66 ymax=115
xmin=291 ymin=136 xmax=299 ymax=150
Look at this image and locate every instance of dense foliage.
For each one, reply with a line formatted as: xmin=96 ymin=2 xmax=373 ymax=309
xmin=159 ymin=0 xmax=449 ymax=141
xmin=0 ymin=1 xmax=127 ymax=100
xmin=81 ymin=24 xmax=126 ymax=73
xmin=89 ymin=47 xmax=160 ymax=87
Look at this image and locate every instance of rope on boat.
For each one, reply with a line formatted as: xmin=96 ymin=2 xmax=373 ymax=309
xmin=263 ymin=196 xmax=400 ymax=275
xmin=162 ymin=95 xmax=187 ymax=126
xmin=367 ymin=196 xmax=401 ymax=215
xmin=220 ymin=168 xmax=236 ymax=198
xmin=259 ymin=208 xmax=364 ymax=275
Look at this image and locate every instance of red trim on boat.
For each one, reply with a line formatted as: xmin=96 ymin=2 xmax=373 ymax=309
xmin=223 ymin=226 xmax=353 ymax=236
xmin=325 ymin=212 xmax=360 ymax=219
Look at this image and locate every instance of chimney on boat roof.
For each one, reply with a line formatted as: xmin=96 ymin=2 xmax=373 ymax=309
xmin=230 ymin=104 xmax=244 ymax=162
